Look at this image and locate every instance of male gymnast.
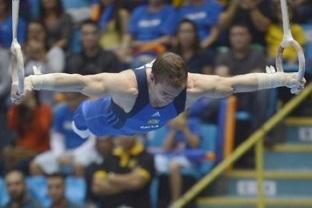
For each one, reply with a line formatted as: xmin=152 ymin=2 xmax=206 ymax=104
xmin=11 ymin=42 xmax=305 ymax=138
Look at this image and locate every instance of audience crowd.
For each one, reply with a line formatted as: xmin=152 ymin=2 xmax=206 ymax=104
xmin=0 ymin=0 xmax=312 ymax=207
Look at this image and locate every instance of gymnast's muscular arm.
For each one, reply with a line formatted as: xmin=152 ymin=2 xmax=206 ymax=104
xmin=186 ymin=68 xmax=305 ymax=106
xmin=10 ymin=42 xmax=136 ymax=103
xmin=15 ymin=70 xmax=135 ymax=99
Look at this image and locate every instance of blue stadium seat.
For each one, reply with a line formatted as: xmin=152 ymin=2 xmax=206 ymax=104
xmin=65 ymin=176 xmax=86 ymax=205
xmin=146 ymin=127 xmax=167 ymax=148
xmin=0 ymin=178 xmax=9 ymax=207
xmin=26 ymin=176 xmax=50 ymax=207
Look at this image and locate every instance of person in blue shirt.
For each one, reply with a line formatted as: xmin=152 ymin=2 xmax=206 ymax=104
xmin=123 ymin=0 xmax=175 ymax=61
xmin=172 ymin=0 xmax=223 ymax=48
xmin=30 ymin=93 xmax=95 ymax=176
xmin=12 ymin=46 xmax=305 ymax=138
xmin=155 ymin=113 xmax=202 ymax=204
xmin=0 ymin=0 xmax=27 ymax=48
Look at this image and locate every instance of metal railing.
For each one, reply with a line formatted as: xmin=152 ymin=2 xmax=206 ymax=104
xmin=172 ymin=83 xmax=312 ymax=208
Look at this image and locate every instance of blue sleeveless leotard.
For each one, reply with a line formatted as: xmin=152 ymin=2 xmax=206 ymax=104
xmin=72 ymin=65 xmax=186 ymax=137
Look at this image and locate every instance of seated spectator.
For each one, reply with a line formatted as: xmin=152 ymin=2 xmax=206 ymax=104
xmin=38 ymin=0 xmax=73 ymax=50
xmin=91 ymin=135 xmax=155 ymax=208
xmin=3 ymin=92 xmax=52 ymax=173
xmin=215 ymin=23 xmax=270 ymax=168
xmin=97 ymin=0 xmax=129 ymax=53
xmin=3 ymin=170 xmax=42 ymax=208
xmin=171 ymin=19 xmax=214 ymax=74
xmin=266 ymin=0 xmax=305 ymax=64
xmin=122 ymin=0 xmax=174 ymax=65
xmin=215 ymin=23 xmax=266 ymax=76
xmin=155 ymin=113 xmax=201 ymax=205
xmin=219 ymin=0 xmax=273 ymax=47
xmin=0 ymin=0 xmax=27 ymax=48
xmin=84 ymin=136 xmax=114 ymax=205
xmin=174 ymin=0 xmax=223 ymax=48
xmin=65 ymin=20 xmax=122 ymax=75
xmin=24 ymin=21 xmax=65 ymax=105
xmin=85 ymin=136 xmax=115 ymax=168
xmin=47 ymin=173 xmax=82 ymax=208
xmin=30 ymin=93 xmax=94 ymax=176
xmin=24 ymin=21 xmax=65 ymax=75
xmin=7 ymin=91 xmax=52 ymax=154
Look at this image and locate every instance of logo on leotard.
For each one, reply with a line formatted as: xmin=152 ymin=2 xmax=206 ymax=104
xmin=140 ymin=125 xmax=160 ymax=129
xmin=140 ymin=118 xmax=160 ymax=130
xmin=148 ymin=118 xmax=160 ymax=125
xmin=151 ymin=111 xmax=160 ymax=117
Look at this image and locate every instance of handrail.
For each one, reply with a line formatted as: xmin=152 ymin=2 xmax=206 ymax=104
xmin=172 ymin=83 xmax=312 ymax=208
xmin=256 ymin=139 xmax=265 ymax=208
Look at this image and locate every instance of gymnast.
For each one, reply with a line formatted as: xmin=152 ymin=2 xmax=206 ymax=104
xmin=10 ymin=42 xmax=305 ymax=138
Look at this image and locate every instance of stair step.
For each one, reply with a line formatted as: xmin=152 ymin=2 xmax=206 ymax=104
xmin=264 ymin=152 xmax=312 ymax=170
xmin=284 ymin=126 xmax=312 ymax=144
xmin=272 ymin=144 xmax=312 ymax=152
xmin=280 ymin=117 xmax=312 ymax=144
xmin=285 ymin=117 xmax=312 ymax=126
xmin=225 ymin=174 xmax=312 ymax=197
xmin=227 ymin=170 xmax=312 ymax=179
xmin=197 ymin=197 xmax=312 ymax=208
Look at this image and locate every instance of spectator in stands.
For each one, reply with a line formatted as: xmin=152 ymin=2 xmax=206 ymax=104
xmin=266 ymin=0 xmax=305 ymax=64
xmin=174 ymin=0 xmax=223 ymax=48
xmin=215 ymin=23 xmax=269 ymax=168
xmin=85 ymin=136 xmax=115 ymax=167
xmin=65 ymin=20 xmax=122 ymax=75
xmin=171 ymin=19 xmax=215 ymax=74
xmin=155 ymin=113 xmax=202 ymax=205
xmin=24 ymin=21 xmax=65 ymax=105
xmin=3 ymin=170 xmax=41 ymax=208
xmin=0 ymin=0 xmax=27 ymax=48
xmin=7 ymin=91 xmax=52 ymax=154
xmin=97 ymin=0 xmax=129 ymax=54
xmin=219 ymin=0 xmax=273 ymax=46
xmin=84 ymin=136 xmax=114 ymax=206
xmin=3 ymin=92 xmax=51 ymax=173
xmin=47 ymin=173 xmax=82 ymax=208
xmin=215 ymin=23 xmax=266 ymax=76
xmin=30 ymin=93 xmax=94 ymax=176
xmin=38 ymin=0 xmax=73 ymax=50
xmin=91 ymin=135 xmax=155 ymax=208
xmin=24 ymin=21 xmax=65 ymax=76
xmin=122 ymin=0 xmax=174 ymax=65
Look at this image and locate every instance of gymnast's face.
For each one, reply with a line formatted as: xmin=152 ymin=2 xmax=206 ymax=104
xmin=153 ymin=80 xmax=184 ymax=105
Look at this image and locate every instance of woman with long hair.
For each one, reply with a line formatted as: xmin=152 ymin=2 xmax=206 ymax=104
xmin=39 ymin=0 xmax=73 ymax=50
xmin=172 ymin=19 xmax=214 ymax=74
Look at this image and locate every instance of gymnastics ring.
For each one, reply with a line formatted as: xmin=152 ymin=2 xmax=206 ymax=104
xmin=11 ymin=0 xmax=24 ymax=95
xmin=275 ymin=0 xmax=305 ymax=81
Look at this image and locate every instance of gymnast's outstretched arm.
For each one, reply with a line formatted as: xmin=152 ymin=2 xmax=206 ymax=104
xmin=25 ymin=71 xmax=131 ymax=97
xmin=187 ymin=66 xmax=305 ymax=102
xmin=10 ymin=70 xmax=133 ymax=104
